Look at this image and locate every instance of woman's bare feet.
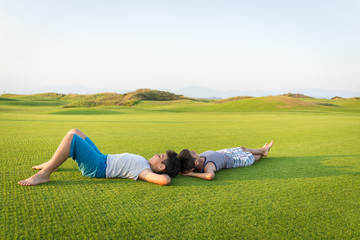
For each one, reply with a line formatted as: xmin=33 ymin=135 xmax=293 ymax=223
xmin=262 ymin=141 xmax=273 ymax=157
xmin=32 ymin=162 xmax=48 ymax=170
xmin=18 ymin=172 xmax=50 ymax=186
xmin=32 ymin=162 xmax=57 ymax=171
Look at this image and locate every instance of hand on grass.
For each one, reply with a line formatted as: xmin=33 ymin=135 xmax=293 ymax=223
xmin=181 ymin=171 xmax=194 ymax=176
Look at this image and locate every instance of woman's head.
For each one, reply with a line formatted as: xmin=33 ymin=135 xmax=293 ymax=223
xmin=149 ymin=150 xmax=180 ymax=178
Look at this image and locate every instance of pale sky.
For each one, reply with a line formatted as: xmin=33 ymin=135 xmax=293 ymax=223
xmin=1 ymin=0 xmax=359 ymax=95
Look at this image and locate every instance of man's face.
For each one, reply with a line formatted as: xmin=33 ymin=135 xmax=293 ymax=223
xmin=149 ymin=153 xmax=167 ymax=173
xmin=190 ymin=150 xmax=199 ymax=160
xmin=190 ymin=151 xmax=201 ymax=169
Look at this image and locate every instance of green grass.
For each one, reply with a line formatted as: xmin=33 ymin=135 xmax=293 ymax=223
xmin=1 ymin=96 xmax=360 ymax=239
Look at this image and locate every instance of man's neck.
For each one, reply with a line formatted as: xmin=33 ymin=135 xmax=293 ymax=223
xmin=196 ymin=157 xmax=206 ymax=171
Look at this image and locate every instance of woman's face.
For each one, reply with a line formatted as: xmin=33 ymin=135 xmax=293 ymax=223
xmin=148 ymin=153 xmax=167 ymax=172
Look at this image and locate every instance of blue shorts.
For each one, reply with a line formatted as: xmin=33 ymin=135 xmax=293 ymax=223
xmin=217 ymin=147 xmax=255 ymax=168
xmin=69 ymin=134 xmax=107 ymax=178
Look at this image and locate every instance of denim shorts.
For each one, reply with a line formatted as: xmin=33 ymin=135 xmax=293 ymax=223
xmin=69 ymin=134 xmax=107 ymax=178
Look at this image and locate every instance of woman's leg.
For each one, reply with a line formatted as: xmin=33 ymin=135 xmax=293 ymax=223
xmin=70 ymin=129 xmax=103 ymax=155
xmin=32 ymin=129 xmax=103 ymax=170
xmin=18 ymin=130 xmax=76 ymax=186
xmin=20 ymin=129 xmax=107 ymax=186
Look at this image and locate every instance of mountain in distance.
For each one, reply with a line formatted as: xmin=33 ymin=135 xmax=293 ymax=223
xmin=38 ymin=85 xmax=128 ymax=95
xmin=176 ymin=86 xmax=360 ymax=99
xmin=1 ymin=84 xmax=130 ymax=95
xmin=175 ymin=86 xmax=284 ymax=99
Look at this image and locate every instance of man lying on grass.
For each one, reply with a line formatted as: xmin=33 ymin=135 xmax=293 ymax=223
xmin=18 ymin=129 xmax=180 ymax=186
xmin=179 ymin=141 xmax=273 ymax=180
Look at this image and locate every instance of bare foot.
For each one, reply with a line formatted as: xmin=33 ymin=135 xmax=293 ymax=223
xmin=18 ymin=172 xmax=50 ymax=186
xmin=32 ymin=162 xmax=47 ymax=170
xmin=262 ymin=141 xmax=273 ymax=157
xmin=32 ymin=163 xmax=57 ymax=171
xmin=240 ymin=146 xmax=247 ymax=152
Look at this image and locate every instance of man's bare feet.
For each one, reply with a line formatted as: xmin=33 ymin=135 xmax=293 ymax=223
xmin=262 ymin=141 xmax=274 ymax=157
xmin=240 ymin=146 xmax=247 ymax=151
xmin=32 ymin=163 xmax=57 ymax=171
xmin=18 ymin=172 xmax=50 ymax=186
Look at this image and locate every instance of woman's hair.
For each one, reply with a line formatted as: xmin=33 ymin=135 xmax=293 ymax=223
xmin=159 ymin=150 xmax=180 ymax=178
xmin=179 ymin=149 xmax=196 ymax=173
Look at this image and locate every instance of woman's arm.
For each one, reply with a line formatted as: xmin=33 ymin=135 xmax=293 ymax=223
xmin=138 ymin=169 xmax=171 ymax=186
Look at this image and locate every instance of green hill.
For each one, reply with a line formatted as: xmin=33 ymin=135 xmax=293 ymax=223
xmin=136 ymin=96 xmax=358 ymax=112
xmin=0 ymin=89 xmax=186 ymax=108
xmin=1 ymin=90 xmax=359 ymax=114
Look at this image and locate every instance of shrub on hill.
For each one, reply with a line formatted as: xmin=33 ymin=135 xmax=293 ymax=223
xmin=281 ymin=93 xmax=313 ymax=98
xmin=62 ymin=89 xmax=184 ymax=108
xmin=32 ymin=93 xmax=65 ymax=100
xmin=123 ymin=88 xmax=183 ymax=101
xmin=331 ymin=96 xmax=344 ymax=100
xmin=217 ymin=96 xmax=253 ymax=103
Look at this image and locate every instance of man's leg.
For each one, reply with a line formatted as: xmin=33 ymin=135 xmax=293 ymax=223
xmin=253 ymin=154 xmax=263 ymax=162
xmin=19 ymin=130 xmax=76 ymax=186
xmin=241 ymin=141 xmax=273 ymax=158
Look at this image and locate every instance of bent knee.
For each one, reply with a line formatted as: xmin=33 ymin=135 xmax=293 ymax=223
xmin=67 ymin=129 xmax=87 ymax=139
xmin=68 ymin=129 xmax=85 ymax=137
xmin=65 ymin=131 xmax=76 ymax=140
xmin=68 ymin=128 xmax=81 ymax=134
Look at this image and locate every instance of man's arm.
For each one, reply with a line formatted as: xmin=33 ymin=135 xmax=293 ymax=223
xmin=182 ymin=162 xmax=216 ymax=180
xmin=138 ymin=169 xmax=171 ymax=186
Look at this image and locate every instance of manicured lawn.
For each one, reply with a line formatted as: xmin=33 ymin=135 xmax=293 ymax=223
xmin=1 ymin=100 xmax=360 ymax=239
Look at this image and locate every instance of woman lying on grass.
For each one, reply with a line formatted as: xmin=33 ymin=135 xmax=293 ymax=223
xmin=18 ymin=129 xmax=180 ymax=186
xmin=179 ymin=141 xmax=273 ymax=180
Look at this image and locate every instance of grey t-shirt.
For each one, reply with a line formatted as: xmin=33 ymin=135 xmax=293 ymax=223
xmin=106 ymin=153 xmax=151 ymax=180
xmin=200 ymin=150 xmax=234 ymax=172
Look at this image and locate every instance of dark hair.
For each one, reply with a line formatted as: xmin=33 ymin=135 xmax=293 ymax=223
xmin=179 ymin=149 xmax=195 ymax=173
xmin=159 ymin=150 xmax=180 ymax=178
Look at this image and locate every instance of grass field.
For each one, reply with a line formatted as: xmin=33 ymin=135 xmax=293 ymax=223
xmin=1 ymin=95 xmax=360 ymax=239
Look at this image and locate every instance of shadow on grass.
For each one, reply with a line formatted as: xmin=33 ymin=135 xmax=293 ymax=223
xmin=38 ymin=176 xmax=138 ymax=187
xmin=27 ymin=155 xmax=359 ymax=187
xmin=218 ymin=154 xmax=359 ymax=181
xmin=55 ymin=168 xmax=78 ymax=172
xmin=173 ymin=155 xmax=360 ymax=186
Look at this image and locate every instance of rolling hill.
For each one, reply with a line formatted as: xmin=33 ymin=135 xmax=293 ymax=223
xmin=0 ymin=90 xmax=359 ymax=114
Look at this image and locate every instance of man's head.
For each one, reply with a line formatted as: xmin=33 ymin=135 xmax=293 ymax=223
xmin=148 ymin=150 xmax=180 ymax=178
xmin=179 ymin=149 xmax=200 ymax=173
